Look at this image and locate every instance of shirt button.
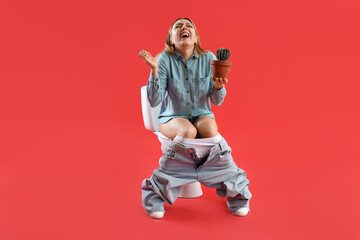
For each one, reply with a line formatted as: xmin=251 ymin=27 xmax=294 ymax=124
xmin=186 ymin=90 xmax=189 ymax=93
xmin=187 ymin=102 xmax=190 ymax=105
xmin=185 ymin=77 xmax=188 ymax=80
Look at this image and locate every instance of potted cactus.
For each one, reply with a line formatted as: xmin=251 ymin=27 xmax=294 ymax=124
xmin=210 ymin=48 xmax=232 ymax=79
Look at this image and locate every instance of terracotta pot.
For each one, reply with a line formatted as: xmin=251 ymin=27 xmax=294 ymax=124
xmin=210 ymin=60 xmax=232 ymax=79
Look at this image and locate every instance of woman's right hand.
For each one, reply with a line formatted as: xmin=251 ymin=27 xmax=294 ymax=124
xmin=139 ymin=50 xmax=158 ymax=76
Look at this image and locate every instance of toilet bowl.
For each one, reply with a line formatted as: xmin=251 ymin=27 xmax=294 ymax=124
xmin=141 ymin=86 xmax=203 ymax=198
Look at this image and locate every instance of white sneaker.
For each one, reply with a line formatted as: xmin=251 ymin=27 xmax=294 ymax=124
xmin=234 ymin=207 xmax=250 ymax=217
xmin=149 ymin=212 xmax=165 ymax=219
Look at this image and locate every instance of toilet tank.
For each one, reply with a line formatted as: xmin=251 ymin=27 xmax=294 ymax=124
xmin=141 ymin=86 xmax=160 ymax=132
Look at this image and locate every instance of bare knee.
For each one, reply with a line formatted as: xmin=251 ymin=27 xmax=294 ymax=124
xmin=194 ymin=117 xmax=219 ymax=138
xmin=178 ymin=124 xmax=197 ymax=138
xmin=159 ymin=118 xmax=197 ymax=139
xmin=197 ymin=125 xmax=218 ymax=138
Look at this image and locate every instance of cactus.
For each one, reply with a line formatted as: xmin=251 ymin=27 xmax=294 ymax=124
xmin=216 ymin=48 xmax=231 ymax=61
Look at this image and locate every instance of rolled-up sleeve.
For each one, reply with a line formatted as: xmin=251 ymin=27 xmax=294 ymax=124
xmin=210 ymin=86 xmax=226 ymax=106
xmin=147 ymin=54 xmax=167 ymax=107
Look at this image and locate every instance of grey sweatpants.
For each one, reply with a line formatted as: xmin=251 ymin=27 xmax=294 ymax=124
xmin=141 ymin=138 xmax=252 ymax=214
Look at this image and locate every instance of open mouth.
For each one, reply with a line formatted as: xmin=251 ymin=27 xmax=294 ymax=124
xmin=181 ymin=33 xmax=190 ymax=38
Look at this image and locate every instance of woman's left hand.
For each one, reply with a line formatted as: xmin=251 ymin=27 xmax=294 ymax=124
xmin=212 ymin=77 xmax=228 ymax=90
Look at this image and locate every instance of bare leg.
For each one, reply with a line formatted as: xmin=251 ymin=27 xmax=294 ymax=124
xmin=193 ymin=116 xmax=219 ymax=138
xmin=159 ymin=118 xmax=197 ymax=139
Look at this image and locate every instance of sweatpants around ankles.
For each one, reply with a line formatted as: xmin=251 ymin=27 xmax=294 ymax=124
xmin=141 ymin=138 xmax=252 ymax=214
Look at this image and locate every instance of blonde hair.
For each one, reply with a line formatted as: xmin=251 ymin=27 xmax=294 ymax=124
xmin=164 ymin=18 xmax=208 ymax=56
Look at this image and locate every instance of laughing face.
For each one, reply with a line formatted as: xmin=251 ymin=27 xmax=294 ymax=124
xmin=170 ymin=19 xmax=198 ymax=51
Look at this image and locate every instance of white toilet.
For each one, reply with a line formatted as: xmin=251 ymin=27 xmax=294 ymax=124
xmin=141 ymin=86 xmax=203 ymax=198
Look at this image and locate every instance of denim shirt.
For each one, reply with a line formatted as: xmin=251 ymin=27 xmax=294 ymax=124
xmin=147 ymin=51 xmax=226 ymax=124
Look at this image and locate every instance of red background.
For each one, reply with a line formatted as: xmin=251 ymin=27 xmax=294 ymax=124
xmin=1 ymin=0 xmax=360 ymax=239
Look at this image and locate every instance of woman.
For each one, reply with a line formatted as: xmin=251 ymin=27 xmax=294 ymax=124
xmin=139 ymin=18 xmax=251 ymax=219
xmin=139 ymin=17 xmax=228 ymax=139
